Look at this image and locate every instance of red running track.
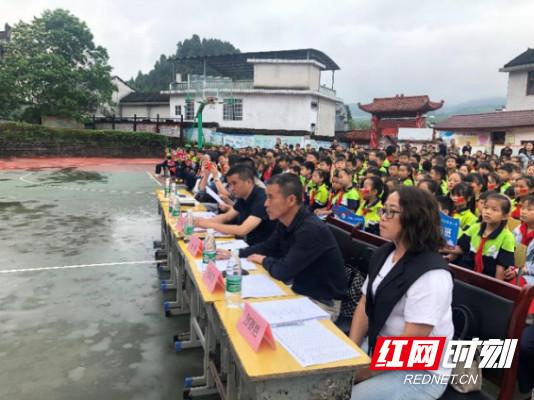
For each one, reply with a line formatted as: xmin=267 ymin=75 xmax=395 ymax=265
xmin=0 ymin=157 xmax=162 ymax=172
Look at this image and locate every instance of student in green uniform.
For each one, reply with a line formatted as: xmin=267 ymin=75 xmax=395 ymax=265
xmin=451 ymin=193 xmax=516 ymax=281
xmin=398 ymin=164 xmax=415 ymax=186
xmin=486 ymin=172 xmax=501 ymax=192
xmin=308 ymin=169 xmax=329 ymax=212
xmin=387 ymin=163 xmax=400 ymax=179
xmin=447 ymin=171 xmax=464 ymax=194
xmin=497 ymin=163 xmax=514 ymax=194
xmin=356 ymin=176 xmax=385 ymax=235
xmin=299 ymin=161 xmax=315 ymax=202
xmin=450 ymin=183 xmax=478 ymax=236
xmin=430 ymin=165 xmax=448 ymax=195
xmin=468 ymin=173 xmax=486 ymax=217
xmin=335 ymin=168 xmax=360 ymax=211
xmin=445 ymin=155 xmax=458 ymax=175
xmin=319 ymin=168 xmax=361 ymax=213
xmin=511 ymin=175 xmax=534 ymax=219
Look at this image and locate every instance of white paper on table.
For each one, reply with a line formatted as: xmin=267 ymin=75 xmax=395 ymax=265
xmin=195 ymin=258 xmax=257 ymax=272
xmin=250 ymin=297 xmax=329 ymax=327
xmin=241 ymin=275 xmax=285 ymax=298
xmin=188 ymin=211 xmax=216 ymax=219
xmin=206 ymin=186 xmax=225 ymax=205
xmin=178 ymin=194 xmax=196 ymax=205
xmin=272 ymin=319 xmax=360 ymax=367
xmin=217 ymin=240 xmax=249 ymax=251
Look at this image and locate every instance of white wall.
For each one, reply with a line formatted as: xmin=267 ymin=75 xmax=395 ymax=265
xmin=120 ymin=104 xmax=169 ymax=119
xmin=506 ymin=71 xmax=534 ymax=111
xmin=170 ymin=93 xmax=324 ymax=132
xmin=253 ymin=62 xmax=321 ymax=90
xmin=316 ymin=98 xmax=336 ymax=136
xmin=121 ymin=105 xmax=149 ymax=118
xmin=96 ymin=77 xmax=135 ymax=117
xmin=149 ymin=105 xmax=170 ymax=119
xmin=112 ymin=77 xmax=135 ymax=104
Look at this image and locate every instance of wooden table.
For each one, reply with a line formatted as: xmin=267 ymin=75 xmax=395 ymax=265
xmin=214 ymin=300 xmax=370 ymax=399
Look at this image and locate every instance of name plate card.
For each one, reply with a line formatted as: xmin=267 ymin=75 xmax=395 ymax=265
xmin=175 ymin=216 xmax=185 ymax=233
xmin=236 ymin=302 xmax=276 ymax=352
xmin=202 ymin=262 xmax=224 ymax=292
xmin=187 ymin=236 xmax=203 ymax=257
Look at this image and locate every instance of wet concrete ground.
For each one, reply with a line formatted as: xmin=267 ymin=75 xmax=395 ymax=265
xmin=0 ymin=167 xmax=205 ymax=399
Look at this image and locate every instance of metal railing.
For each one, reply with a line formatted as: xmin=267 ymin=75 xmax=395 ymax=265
xmin=319 ymin=85 xmax=337 ymax=97
xmin=169 ymin=80 xmax=338 ymax=97
xmin=170 ymin=80 xmax=254 ymax=91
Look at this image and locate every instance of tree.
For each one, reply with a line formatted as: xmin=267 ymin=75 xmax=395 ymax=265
xmin=131 ymin=34 xmax=239 ymax=92
xmin=0 ymin=9 xmax=114 ymax=122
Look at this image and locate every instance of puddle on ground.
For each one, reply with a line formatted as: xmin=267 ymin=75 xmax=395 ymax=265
xmin=38 ymin=169 xmax=108 ymax=185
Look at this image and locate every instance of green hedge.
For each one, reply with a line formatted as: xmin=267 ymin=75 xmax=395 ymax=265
xmin=0 ymin=122 xmax=182 ymax=157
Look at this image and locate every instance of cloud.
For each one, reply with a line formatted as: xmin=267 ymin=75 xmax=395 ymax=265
xmin=1 ymin=0 xmax=533 ymax=104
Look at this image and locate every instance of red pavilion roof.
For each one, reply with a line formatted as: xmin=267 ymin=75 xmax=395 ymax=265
xmin=358 ymin=95 xmax=444 ymax=116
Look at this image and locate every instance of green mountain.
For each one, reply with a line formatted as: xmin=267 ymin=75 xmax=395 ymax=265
xmin=129 ymin=35 xmax=239 ymax=92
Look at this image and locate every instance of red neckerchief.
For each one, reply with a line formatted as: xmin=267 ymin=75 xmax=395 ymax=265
xmin=511 ymin=203 xmax=521 ymax=219
xmin=328 ymin=190 xmax=345 ymax=208
xmin=474 ymin=236 xmax=489 ymax=274
xmin=263 ymin=166 xmax=273 ymax=181
xmin=361 ymin=199 xmax=379 ymax=215
xmin=519 ymin=223 xmax=534 ymax=246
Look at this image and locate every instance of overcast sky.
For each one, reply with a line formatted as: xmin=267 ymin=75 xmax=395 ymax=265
xmin=2 ymin=0 xmax=534 ymax=105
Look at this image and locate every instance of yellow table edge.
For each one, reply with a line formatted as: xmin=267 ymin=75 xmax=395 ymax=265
xmin=214 ymin=300 xmax=370 ymax=381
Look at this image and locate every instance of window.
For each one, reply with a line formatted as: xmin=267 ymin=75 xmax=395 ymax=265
xmin=527 ymin=71 xmax=534 ymax=95
xmin=223 ymin=98 xmax=243 ymax=121
xmin=185 ymin=99 xmax=194 ymax=120
xmin=175 ymin=105 xmax=182 ymax=116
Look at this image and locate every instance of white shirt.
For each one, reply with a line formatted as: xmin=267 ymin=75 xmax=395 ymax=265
xmin=362 ymin=251 xmax=454 ymax=375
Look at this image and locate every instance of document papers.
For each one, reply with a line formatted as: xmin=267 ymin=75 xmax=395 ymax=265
xmin=196 ymin=258 xmax=257 ymax=272
xmin=272 ymin=319 xmax=360 ymax=367
xmin=217 ymin=240 xmax=249 ymax=252
xmin=177 ymin=194 xmax=196 ymax=206
xmin=241 ymin=275 xmax=285 ymax=298
xmin=249 ymin=297 xmax=329 ymax=327
xmin=206 ymin=186 xmax=225 ymax=205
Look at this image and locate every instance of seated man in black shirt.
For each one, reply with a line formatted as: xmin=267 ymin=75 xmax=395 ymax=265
xmin=194 ymin=164 xmax=275 ymax=245
xmin=221 ymin=173 xmax=347 ymax=319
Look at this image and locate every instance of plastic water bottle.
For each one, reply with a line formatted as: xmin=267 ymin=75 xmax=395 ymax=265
xmin=225 ymin=251 xmax=242 ymax=308
xmin=201 ymin=229 xmax=217 ymax=271
xmin=172 ymin=192 xmax=182 ymax=217
xmin=170 ymin=181 xmax=176 ymax=196
xmin=168 ymin=190 xmax=174 ymax=214
xmin=164 ymin=178 xmax=170 ymax=197
xmin=184 ymin=210 xmax=194 ymax=241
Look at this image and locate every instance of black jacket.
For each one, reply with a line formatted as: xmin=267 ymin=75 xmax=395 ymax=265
xmin=365 ymin=242 xmax=450 ymax=353
xmin=240 ymin=206 xmax=347 ymax=301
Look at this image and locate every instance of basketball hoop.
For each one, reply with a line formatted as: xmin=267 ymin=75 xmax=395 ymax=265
xmin=206 ymin=96 xmax=217 ymax=110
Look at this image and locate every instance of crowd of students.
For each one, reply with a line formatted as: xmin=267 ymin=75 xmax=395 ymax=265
xmin=156 ymin=139 xmax=534 ymax=399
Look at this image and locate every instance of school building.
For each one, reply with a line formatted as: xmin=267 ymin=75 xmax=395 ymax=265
xmin=434 ymin=48 xmax=534 ymax=154
xmin=100 ymin=49 xmax=344 ymax=148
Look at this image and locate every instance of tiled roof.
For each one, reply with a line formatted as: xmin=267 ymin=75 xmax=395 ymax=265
xmin=120 ymin=92 xmax=169 ymax=104
xmin=434 ymin=109 xmax=534 ymax=130
xmin=358 ymin=95 xmax=443 ymax=115
xmin=502 ymin=48 xmax=534 ymax=69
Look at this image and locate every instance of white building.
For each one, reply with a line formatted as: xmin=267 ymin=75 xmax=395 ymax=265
xmin=164 ymin=49 xmax=342 ymax=138
xmin=96 ymin=76 xmax=170 ymax=119
xmin=500 ymin=48 xmax=534 ymax=111
xmin=434 ymin=48 xmax=534 ymax=154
